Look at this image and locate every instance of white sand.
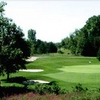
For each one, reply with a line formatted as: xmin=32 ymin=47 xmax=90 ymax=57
xmin=19 ymin=69 xmax=44 ymax=72
xmin=29 ymin=80 xmax=49 ymax=83
xmin=21 ymin=56 xmax=49 ymax=83
xmin=26 ymin=56 xmax=39 ymax=62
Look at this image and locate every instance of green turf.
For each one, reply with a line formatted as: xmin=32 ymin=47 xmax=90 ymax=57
xmin=1 ymin=54 xmax=100 ymax=90
xmin=45 ymin=71 xmax=100 ymax=83
xmin=25 ymin=55 xmax=100 ymax=90
xmin=59 ymin=65 xmax=100 ymax=73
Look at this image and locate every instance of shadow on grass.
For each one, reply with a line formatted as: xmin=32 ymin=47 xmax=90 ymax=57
xmin=25 ymin=60 xmax=34 ymax=64
xmin=0 ymin=86 xmax=33 ymax=97
xmin=0 ymin=76 xmax=33 ymax=97
xmin=1 ymin=76 xmax=28 ymax=84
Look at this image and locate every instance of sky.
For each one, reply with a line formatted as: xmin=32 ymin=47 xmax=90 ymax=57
xmin=2 ymin=0 xmax=100 ymax=42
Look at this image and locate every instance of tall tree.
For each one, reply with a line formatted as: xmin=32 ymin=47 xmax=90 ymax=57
xmin=47 ymin=42 xmax=57 ymax=53
xmin=28 ymin=29 xmax=36 ymax=55
xmin=79 ymin=15 xmax=100 ymax=56
xmin=0 ymin=2 xmax=29 ymax=80
xmin=61 ymin=15 xmax=100 ymax=56
xmin=28 ymin=29 xmax=36 ymax=42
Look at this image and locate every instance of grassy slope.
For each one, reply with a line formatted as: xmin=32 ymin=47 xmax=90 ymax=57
xmin=1 ymin=54 xmax=100 ymax=90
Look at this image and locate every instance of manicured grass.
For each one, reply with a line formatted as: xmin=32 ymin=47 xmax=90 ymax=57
xmin=26 ymin=54 xmax=100 ymax=90
xmin=59 ymin=65 xmax=100 ymax=73
xmin=45 ymin=71 xmax=100 ymax=85
xmin=1 ymin=54 xmax=100 ymax=90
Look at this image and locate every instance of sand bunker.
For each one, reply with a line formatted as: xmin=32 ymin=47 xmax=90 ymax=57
xmin=29 ymin=80 xmax=49 ymax=83
xmin=21 ymin=57 xmax=49 ymax=83
xmin=19 ymin=69 xmax=44 ymax=72
xmin=26 ymin=56 xmax=39 ymax=62
xmin=20 ymin=69 xmax=49 ymax=83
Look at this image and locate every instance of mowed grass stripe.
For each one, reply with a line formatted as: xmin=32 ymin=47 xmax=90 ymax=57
xmin=45 ymin=65 xmax=100 ymax=84
xmin=59 ymin=65 xmax=100 ymax=73
xmin=45 ymin=72 xmax=100 ymax=83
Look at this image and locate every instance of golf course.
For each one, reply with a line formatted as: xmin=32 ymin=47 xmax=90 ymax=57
xmin=1 ymin=54 xmax=100 ymax=99
xmin=1 ymin=54 xmax=100 ymax=90
xmin=1 ymin=1 xmax=100 ymax=99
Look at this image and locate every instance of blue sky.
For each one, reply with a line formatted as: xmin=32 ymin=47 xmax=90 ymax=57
xmin=3 ymin=0 xmax=100 ymax=42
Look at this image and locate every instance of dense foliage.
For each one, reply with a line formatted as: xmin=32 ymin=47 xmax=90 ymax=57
xmin=0 ymin=2 xmax=30 ymax=80
xmin=27 ymin=29 xmax=57 ymax=55
xmin=61 ymin=15 xmax=100 ymax=57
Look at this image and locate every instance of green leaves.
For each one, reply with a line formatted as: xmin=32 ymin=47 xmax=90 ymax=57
xmin=28 ymin=29 xmax=36 ymax=42
xmin=0 ymin=1 xmax=29 ymax=80
xmin=61 ymin=15 xmax=100 ymax=57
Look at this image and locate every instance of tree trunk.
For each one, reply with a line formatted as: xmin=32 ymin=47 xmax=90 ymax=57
xmin=7 ymin=72 xmax=9 ymax=81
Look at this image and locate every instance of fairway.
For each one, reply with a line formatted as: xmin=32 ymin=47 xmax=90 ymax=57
xmin=59 ymin=65 xmax=100 ymax=73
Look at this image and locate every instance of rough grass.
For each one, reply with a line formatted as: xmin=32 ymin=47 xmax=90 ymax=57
xmin=7 ymin=91 xmax=100 ymax=100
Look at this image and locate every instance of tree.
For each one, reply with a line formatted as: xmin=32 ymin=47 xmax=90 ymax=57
xmin=28 ymin=29 xmax=36 ymax=42
xmin=61 ymin=15 xmax=100 ymax=57
xmin=35 ymin=39 xmax=46 ymax=54
xmin=0 ymin=2 xmax=30 ymax=80
xmin=28 ymin=29 xmax=36 ymax=55
xmin=47 ymin=42 xmax=57 ymax=53
xmin=79 ymin=15 xmax=100 ymax=56
xmin=27 ymin=30 xmax=57 ymax=54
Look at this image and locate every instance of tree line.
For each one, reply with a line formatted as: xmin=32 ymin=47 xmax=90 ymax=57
xmin=60 ymin=15 xmax=100 ymax=58
xmin=27 ymin=29 xmax=57 ymax=56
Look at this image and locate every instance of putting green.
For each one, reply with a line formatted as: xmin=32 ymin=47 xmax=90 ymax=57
xmin=45 ymin=65 xmax=100 ymax=84
xmin=59 ymin=65 xmax=100 ymax=73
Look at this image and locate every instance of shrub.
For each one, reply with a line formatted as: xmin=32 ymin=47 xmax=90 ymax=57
xmin=73 ymin=83 xmax=88 ymax=92
xmin=57 ymin=50 xmax=64 ymax=54
xmin=33 ymin=81 xmax=67 ymax=95
xmin=23 ymin=80 xmax=35 ymax=88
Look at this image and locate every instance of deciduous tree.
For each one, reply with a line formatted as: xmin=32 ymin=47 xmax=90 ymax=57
xmin=0 ymin=2 xmax=30 ymax=80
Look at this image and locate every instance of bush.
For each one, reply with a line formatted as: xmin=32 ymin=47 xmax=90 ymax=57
xmin=33 ymin=81 xmax=67 ymax=95
xmin=73 ymin=83 xmax=88 ymax=92
xmin=57 ymin=50 xmax=64 ymax=54
xmin=23 ymin=80 xmax=35 ymax=88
